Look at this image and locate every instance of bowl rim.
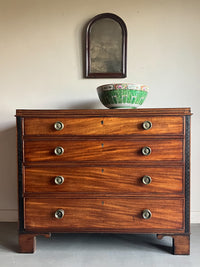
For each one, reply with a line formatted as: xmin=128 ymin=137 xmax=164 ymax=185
xmin=97 ymin=83 xmax=149 ymax=92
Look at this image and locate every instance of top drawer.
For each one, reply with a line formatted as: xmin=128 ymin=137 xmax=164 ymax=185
xmin=24 ymin=116 xmax=183 ymax=136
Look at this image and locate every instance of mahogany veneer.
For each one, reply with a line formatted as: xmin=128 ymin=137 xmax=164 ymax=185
xmin=24 ymin=198 xmax=184 ymax=231
xmin=16 ymin=108 xmax=192 ymax=254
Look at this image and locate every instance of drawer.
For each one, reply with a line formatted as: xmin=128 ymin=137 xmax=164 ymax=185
xmin=24 ymin=139 xmax=183 ymax=163
xmin=24 ymin=116 xmax=183 ymax=136
xmin=24 ymin=198 xmax=184 ymax=232
xmin=24 ymin=166 xmax=183 ymax=194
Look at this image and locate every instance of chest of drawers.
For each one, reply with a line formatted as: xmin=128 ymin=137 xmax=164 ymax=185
xmin=16 ymin=108 xmax=192 ymax=254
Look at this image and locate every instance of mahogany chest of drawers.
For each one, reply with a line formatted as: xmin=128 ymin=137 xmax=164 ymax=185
xmin=16 ymin=108 xmax=192 ymax=254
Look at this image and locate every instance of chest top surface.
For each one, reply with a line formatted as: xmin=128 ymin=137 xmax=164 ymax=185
xmin=16 ymin=108 xmax=192 ymax=117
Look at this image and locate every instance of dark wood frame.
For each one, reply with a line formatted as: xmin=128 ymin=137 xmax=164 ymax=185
xmin=85 ymin=13 xmax=127 ymax=78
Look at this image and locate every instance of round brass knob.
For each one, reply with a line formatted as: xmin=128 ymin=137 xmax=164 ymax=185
xmin=54 ymin=146 xmax=64 ymax=156
xmin=142 ymin=209 xmax=152 ymax=219
xmin=54 ymin=176 xmax=64 ymax=185
xmin=142 ymin=175 xmax=152 ymax=185
xmin=54 ymin=121 xmax=64 ymax=131
xmin=55 ymin=209 xmax=64 ymax=219
xmin=142 ymin=121 xmax=152 ymax=130
xmin=141 ymin=146 xmax=151 ymax=156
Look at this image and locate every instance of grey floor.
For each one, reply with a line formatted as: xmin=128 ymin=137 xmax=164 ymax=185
xmin=0 ymin=223 xmax=199 ymax=267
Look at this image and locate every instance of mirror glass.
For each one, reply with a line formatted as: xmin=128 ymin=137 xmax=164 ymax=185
xmin=90 ymin=18 xmax=122 ymax=73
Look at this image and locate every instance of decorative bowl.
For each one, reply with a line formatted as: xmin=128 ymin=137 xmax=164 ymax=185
xmin=97 ymin=83 xmax=149 ymax=109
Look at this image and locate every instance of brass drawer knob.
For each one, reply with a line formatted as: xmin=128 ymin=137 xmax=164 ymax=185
xmin=54 ymin=121 xmax=64 ymax=131
xmin=142 ymin=209 xmax=152 ymax=219
xmin=142 ymin=121 xmax=152 ymax=130
xmin=54 ymin=146 xmax=64 ymax=156
xmin=55 ymin=209 xmax=64 ymax=219
xmin=142 ymin=175 xmax=152 ymax=185
xmin=54 ymin=176 xmax=64 ymax=185
xmin=141 ymin=146 xmax=151 ymax=156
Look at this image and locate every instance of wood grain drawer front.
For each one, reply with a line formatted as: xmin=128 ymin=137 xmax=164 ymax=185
xmin=24 ymin=139 xmax=183 ymax=163
xmin=24 ymin=166 xmax=183 ymax=194
xmin=24 ymin=116 xmax=183 ymax=136
xmin=24 ymin=198 xmax=184 ymax=232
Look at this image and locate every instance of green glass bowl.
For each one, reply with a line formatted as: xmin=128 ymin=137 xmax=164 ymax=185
xmin=97 ymin=83 xmax=149 ymax=109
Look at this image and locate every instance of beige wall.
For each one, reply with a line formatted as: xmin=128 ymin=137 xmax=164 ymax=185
xmin=0 ymin=0 xmax=200 ymax=222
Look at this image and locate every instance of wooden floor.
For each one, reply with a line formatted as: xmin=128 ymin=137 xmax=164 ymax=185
xmin=0 ymin=223 xmax=199 ymax=266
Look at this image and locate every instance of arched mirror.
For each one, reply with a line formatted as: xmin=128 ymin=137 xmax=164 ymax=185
xmin=85 ymin=13 xmax=127 ymax=78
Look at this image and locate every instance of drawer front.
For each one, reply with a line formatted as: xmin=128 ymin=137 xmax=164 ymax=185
xmin=24 ymin=116 xmax=183 ymax=136
xmin=24 ymin=166 xmax=183 ymax=194
xmin=24 ymin=198 xmax=184 ymax=232
xmin=24 ymin=139 xmax=183 ymax=163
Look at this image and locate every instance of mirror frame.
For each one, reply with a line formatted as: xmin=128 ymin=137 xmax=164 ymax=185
xmin=85 ymin=13 xmax=127 ymax=78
